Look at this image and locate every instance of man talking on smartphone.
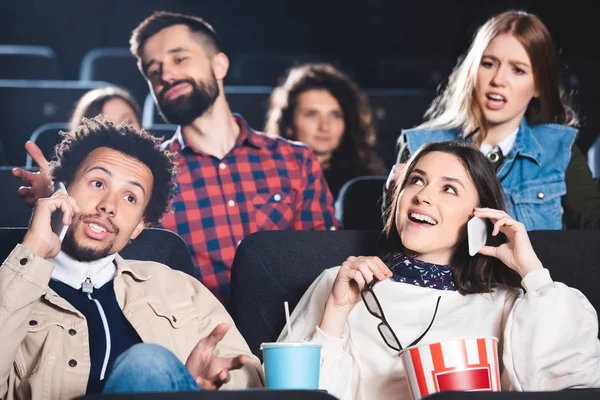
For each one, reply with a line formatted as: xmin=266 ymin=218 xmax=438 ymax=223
xmin=0 ymin=117 xmax=263 ymax=400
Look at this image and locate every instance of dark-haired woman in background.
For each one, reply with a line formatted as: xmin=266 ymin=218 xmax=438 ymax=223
xmin=265 ymin=63 xmax=386 ymax=198
xmin=13 ymin=86 xmax=143 ymax=206
xmin=68 ymin=86 xmax=142 ymax=130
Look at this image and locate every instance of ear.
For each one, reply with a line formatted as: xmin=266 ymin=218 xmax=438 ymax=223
xmin=533 ymin=85 xmax=540 ymax=99
xmin=212 ymin=53 xmax=229 ymax=81
xmin=129 ymin=219 xmax=147 ymax=241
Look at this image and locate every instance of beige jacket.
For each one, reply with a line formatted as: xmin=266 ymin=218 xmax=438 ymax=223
xmin=0 ymin=245 xmax=265 ymax=400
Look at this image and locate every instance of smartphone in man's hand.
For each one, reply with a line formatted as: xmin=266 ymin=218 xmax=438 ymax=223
xmin=50 ymin=182 xmax=69 ymax=241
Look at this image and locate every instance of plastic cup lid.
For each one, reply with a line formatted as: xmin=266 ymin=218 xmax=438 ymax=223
xmin=260 ymin=342 xmax=322 ymax=350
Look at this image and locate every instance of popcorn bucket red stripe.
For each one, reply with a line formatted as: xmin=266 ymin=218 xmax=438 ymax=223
xmin=409 ymin=347 xmax=429 ymax=398
xmin=477 ymin=338 xmax=488 ymax=365
xmin=430 ymin=342 xmax=445 ymax=372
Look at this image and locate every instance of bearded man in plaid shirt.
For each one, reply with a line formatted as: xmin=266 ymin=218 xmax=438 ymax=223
xmin=129 ymin=11 xmax=339 ymax=303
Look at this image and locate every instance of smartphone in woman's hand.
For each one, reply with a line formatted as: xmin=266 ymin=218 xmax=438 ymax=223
xmin=467 ymin=216 xmax=488 ymax=256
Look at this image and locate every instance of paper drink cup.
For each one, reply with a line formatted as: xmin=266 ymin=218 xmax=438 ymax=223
xmin=260 ymin=342 xmax=322 ymax=389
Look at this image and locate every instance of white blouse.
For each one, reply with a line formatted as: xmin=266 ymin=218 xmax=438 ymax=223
xmin=278 ymin=267 xmax=600 ymax=400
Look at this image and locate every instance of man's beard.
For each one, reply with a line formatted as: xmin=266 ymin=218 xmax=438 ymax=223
xmin=156 ymin=75 xmax=220 ymax=125
xmin=62 ymin=214 xmax=119 ymax=262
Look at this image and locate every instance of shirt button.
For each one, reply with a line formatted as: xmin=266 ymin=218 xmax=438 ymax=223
xmin=273 ymin=193 xmax=281 ymax=202
xmin=219 ymin=163 xmax=227 ymax=170
xmin=68 ymin=329 xmax=77 ymax=336
xmin=537 ymin=192 xmax=545 ymax=199
xmin=29 ymin=320 xmax=38 ymax=326
xmin=68 ymin=359 xmax=77 ymax=367
xmin=20 ymin=258 xmax=28 ymax=265
xmin=228 ymin=200 xmax=235 ymax=207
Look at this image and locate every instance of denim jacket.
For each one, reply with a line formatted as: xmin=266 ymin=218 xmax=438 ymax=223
xmin=402 ymin=118 xmax=577 ymax=231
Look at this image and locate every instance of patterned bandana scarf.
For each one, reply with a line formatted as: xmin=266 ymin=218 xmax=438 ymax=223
xmin=387 ymin=251 xmax=456 ymax=291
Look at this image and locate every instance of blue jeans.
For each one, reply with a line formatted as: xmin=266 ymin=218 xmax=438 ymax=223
xmin=103 ymin=343 xmax=200 ymax=393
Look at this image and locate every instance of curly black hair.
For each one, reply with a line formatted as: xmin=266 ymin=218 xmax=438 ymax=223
xmin=50 ymin=116 xmax=177 ymax=226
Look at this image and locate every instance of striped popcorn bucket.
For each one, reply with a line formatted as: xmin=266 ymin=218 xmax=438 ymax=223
xmin=400 ymin=337 xmax=501 ymax=400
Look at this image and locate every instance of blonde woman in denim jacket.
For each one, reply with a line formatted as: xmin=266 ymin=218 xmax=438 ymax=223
xmin=386 ymin=10 xmax=600 ymax=231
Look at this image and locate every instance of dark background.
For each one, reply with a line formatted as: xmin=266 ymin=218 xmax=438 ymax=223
xmin=1 ymin=0 xmax=598 ymax=156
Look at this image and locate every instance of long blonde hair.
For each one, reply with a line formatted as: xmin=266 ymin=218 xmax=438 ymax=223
xmin=419 ymin=10 xmax=577 ymax=143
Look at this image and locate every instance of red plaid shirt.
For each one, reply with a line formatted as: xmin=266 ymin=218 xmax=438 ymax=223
xmin=160 ymin=115 xmax=339 ymax=302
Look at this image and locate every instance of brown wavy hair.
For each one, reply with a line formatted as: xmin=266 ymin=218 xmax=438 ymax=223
xmin=130 ymin=11 xmax=221 ymax=76
xmin=381 ymin=141 xmax=520 ymax=294
xmin=265 ymin=63 xmax=385 ymax=176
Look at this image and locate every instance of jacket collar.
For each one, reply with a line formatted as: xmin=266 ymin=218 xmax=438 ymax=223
xmin=47 ymin=251 xmax=155 ymax=287
xmin=41 ymin=254 xmax=151 ymax=315
xmin=49 ymin=251 xmax=117 ymax=290
xmin=405 ymin=118 xmax=543 ymax=166
xmin=114 ymin=254 xmax=153 ymax=282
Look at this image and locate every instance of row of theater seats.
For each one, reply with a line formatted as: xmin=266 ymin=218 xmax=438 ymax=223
xmin=0 ymin=229 xmax=596 ymax=399
xmin=0 ymin=45 xmax=454 ymax=102
xmin=2 ymin=45 xmax=599 ymax=174
xmin=0 ymin=78 xmax=435 ymax=168
xmin=2 ymin=79 xmax=598 ymax=174
xmin=3 ymin=44 xmax=599 ymax=102
xmin=3 ymin=44 xmax=599 ymax=91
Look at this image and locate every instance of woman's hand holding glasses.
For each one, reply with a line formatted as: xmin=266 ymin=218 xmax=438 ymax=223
xmin=320 ymin=256 xmax=393 ymax=338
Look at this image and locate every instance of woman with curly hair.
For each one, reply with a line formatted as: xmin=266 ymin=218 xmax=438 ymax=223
xmin=265 ymin=63 xmax=386 ymax=198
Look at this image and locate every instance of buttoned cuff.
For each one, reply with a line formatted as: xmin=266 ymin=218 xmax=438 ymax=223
xmin=521 ymin=268 xmax=553 ymax=292
xmin=312 ymin=326 xmax=349 ymax=359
